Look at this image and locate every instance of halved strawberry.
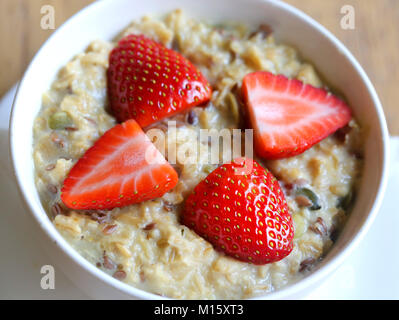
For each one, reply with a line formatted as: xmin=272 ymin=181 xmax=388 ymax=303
xmin=107 ymin=34 xmax=212 ymax=127
xmin=241 ymin=71 xmax=352 ymax=159
xmin=61 ymin=119 xmax=178 ymax=210
xmin=182 ymin=158 xmax=294 ymax=265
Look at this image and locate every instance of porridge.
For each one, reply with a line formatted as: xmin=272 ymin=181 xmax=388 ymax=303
xmin=32 ymin=10 xmax=363 ymax=299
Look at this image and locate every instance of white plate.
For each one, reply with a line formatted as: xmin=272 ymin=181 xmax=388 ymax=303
xmin=1 ymin=85 xmax=398 ymax=299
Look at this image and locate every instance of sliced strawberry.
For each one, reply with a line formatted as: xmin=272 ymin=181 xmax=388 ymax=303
xmin=61 ymin=119 xmax=178 ymax=210
xmin=107 ymin=34 xmax=212 ymax=127
xmin=182 ymin=158 xmax=294 ymax=265
xmin=241 ymin=71 xmax=352 ymax=159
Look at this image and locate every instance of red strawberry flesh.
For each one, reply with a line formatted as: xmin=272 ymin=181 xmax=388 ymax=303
xmin=61 ymin=119 xmax=178 ymax=210
xmin=182 ymin=158 xmax=294 ymax=265
xmin=241 ymin=71 xmax=352 ymax=159
xmin=107 ymin=34 xmax=212 ymax=127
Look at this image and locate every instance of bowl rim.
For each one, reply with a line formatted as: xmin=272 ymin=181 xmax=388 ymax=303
xmin=9 ymin=0 xmax=390 ymax=300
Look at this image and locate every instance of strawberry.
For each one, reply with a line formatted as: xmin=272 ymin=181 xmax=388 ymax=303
xmin=182 ymin=158 xmax=294 ymax=265
xmin=61 ymin=119 xmax=178 ymax=210
xmin=107 ymin=34 xmax=212 ymax=127
xmin=241 ymin=71 xmax=352 ymax=159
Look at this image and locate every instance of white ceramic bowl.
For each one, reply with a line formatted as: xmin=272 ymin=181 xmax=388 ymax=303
xmin=10 ymin=0 xmax=389 ymax=299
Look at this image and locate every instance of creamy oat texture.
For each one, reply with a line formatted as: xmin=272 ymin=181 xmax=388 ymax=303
xmin=33 ymin=10 xmax=363 ymax=299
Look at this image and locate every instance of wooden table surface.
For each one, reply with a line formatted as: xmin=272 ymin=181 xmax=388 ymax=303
xmin=1 ymin=0 xmax=398 ymax=134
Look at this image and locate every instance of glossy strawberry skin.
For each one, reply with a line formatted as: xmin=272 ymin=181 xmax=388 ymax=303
xmin=182 ymin=158 xmax=294 ymax=265
xmin=107 ymin=34 xmax=212 ymax=127
xmin=61 ymin=119 xmax=178 ymax=210
xmin=242 ymin=71 xmax=352 ymax=159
